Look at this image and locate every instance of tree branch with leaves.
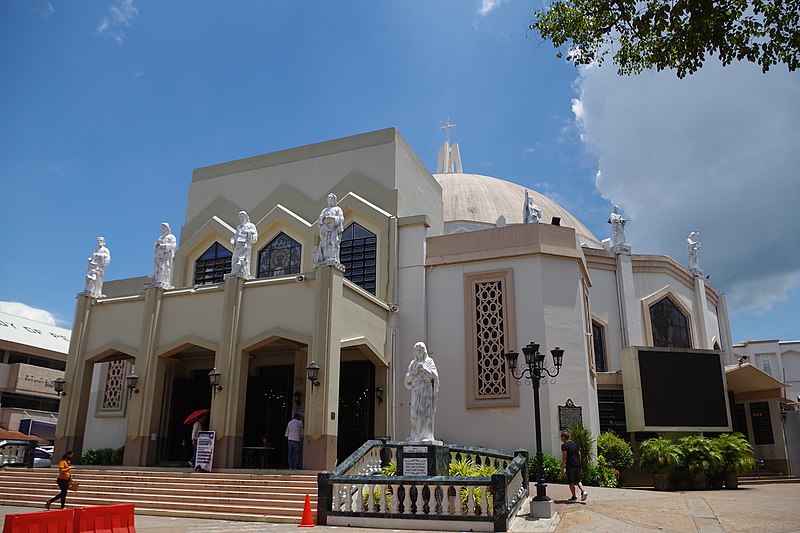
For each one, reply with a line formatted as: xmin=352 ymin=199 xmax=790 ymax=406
xmin=531 ymin=0 xmax=800 ymax=77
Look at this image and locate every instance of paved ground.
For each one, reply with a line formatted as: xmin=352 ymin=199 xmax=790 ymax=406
xmin=3 ymin=483 xmax=799 ymax=532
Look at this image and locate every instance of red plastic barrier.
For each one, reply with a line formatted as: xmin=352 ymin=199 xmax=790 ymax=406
xmin=2 ymin=508 xmax=74 ymax=533
xmin=72 ymin=505 xmax=135 ymax=533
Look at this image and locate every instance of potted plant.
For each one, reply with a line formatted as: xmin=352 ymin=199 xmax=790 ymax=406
xmin=713 ymin=433 xmax=755 ymax=489
xmin=677 ymin=435 xmax=722 ymax=490
xmin=639 ymin=438 xmax=682 ymax=491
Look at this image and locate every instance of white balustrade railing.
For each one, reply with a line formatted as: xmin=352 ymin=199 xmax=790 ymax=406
xmin=320 ymin=441 xmax=528 ymax=531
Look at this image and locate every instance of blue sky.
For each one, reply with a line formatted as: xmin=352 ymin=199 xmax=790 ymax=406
xmin=1 ymin=0 xmax=798 ymax=345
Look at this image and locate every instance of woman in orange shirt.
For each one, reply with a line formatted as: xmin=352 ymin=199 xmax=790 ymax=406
xmin=45 ymin=451 xmax=74 ymax=510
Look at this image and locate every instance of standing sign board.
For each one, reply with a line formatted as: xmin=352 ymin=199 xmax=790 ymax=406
xmin=195 ymin=431 xmax=215 ymax=472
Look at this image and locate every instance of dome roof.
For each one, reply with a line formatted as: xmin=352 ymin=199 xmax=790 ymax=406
xmin=434 ymin=172 xmax=601 ymax=248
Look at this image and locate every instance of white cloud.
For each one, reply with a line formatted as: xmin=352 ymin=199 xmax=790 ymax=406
xmin=41 ymin=2 xmax=54 ymax=18
xmin=97 ymin=0 xmax=138 ymax=45
xmin=0 ymin=301 xmax=58 ymax=326
xmin=478 ymin=0 xmax=507 ymax=16
xmin=572 ymin=60 xmax=800 ymax=313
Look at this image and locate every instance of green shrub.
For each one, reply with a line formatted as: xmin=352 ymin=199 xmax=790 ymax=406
xmin=639 ymin=438 xmax=682 ymax=474
xmin=712 ymin=433 xmax=756 ymax=474
xmin=597 ymin=431 xmax=634 ymax=472
xmin=381 ymin=460 xmax=397 ymax=476
xmin=583 ymin=459 xmax=619 ymax=488
xmin=678 ymin=435 xmax=722 ymax=475
xmin=567 ymin=423 xmax=594 ymax=467
xmin=528 ymin=453 xmax=564 ymax=483
xmin=80 ymin=446 xmax=124 ymax=466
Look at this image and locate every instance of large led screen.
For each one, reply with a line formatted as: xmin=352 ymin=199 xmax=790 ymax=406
xmin=638 ymin=349 xmax=729 ymax=428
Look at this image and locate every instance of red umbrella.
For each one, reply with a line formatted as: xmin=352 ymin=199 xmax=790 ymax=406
xmin=183 ymin=409 xmax=209 ymax=425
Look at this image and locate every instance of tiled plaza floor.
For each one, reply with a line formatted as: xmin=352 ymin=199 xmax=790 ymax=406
xmin=3 ymin=482 xmax=799 ymax=532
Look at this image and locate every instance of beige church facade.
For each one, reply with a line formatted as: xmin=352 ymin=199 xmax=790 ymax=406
xmin=55 ymin=128 xmax=773 ymax=471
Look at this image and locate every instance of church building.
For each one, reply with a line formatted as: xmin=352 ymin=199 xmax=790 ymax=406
xmin=55 ymin=127 xmax=767 ymax=471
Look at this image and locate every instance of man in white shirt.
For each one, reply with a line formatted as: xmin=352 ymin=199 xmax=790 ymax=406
xmin=285 ymin=413 xmax=304 ymax=470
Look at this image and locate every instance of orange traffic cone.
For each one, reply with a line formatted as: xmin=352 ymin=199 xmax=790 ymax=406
xmin=299 ymin=493 xmax=315 ymax=527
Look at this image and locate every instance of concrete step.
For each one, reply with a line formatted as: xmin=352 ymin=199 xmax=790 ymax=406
xmin=0 ymin=468 xmax=318 ymax=523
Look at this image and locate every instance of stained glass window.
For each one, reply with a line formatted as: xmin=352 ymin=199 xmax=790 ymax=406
xmin=649 ymin=296 xmax=691 ymax=348
xmin=258 ymin=232 xmax=302 ymax=278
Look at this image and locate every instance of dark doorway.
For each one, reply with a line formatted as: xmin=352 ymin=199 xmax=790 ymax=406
xmin=337 ymin=361 xmax=375 ymax=463
xmin=162 ymin=370 xmax=212 ymax=463
xmin=243 ymin=365 xmax=294 ymax=468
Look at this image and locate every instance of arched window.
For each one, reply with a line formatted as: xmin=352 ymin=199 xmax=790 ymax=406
xmin=258 ymin=232 xmax=302 ymax=278
xmin=341 ymin=222 xmax=377 ymax=295
xmin=193 ymin=242 xmax=232 ymax=285
xmin=649 ymin=296 xmax=691 ymax=348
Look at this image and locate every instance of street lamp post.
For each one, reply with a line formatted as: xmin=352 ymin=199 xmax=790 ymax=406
xmin=504 ymin=342 xmax=564 ymax=503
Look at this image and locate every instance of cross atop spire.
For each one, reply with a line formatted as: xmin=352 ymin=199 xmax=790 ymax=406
xmin=441 ymin=118 xmax=457 ymax=146
xmin=437 ymin=118 xmax=463 ymax=174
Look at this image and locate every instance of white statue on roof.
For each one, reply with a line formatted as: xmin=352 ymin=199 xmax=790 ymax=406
xmin=146 ymin=222 xmax=177 ymax=289
xmin=84 ymin=236 xmax=111 ymax=298
xmin=687 ymin=231 xmax=703 ymax=276
xmin=523 ymin=190 xmax=542 ymax=224
xmin=315 ymin=193 xmax=345 ymax=271
xmin=608 ymin=205 xmax=628 ymax=252
xmin=227 ymin=211 xmax=258 ymax=279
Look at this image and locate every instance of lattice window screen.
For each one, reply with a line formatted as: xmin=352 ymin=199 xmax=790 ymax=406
xmin=101 ymin=360 xmax=125 ymax=410
xmin=474 ymin=280 xmax=508 ymax=397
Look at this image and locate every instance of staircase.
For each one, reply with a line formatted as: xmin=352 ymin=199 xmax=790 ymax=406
xmin=739 ymin=468 xmax=800 ymax=485
xmin=0 ymin=467 xmax=317 ymax=523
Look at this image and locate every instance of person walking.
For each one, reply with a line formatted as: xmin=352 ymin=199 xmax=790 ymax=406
xmin=285 ymin=413 xmax=303 ymax=470
xmin=45 ymin=451 xmax=74 ymax=510
xmin=560 ymin=431 xmax=588 ymax=502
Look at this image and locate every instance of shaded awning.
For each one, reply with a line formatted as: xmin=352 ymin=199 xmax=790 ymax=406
xmin=725 ymin=363 xmax=788 ymax=394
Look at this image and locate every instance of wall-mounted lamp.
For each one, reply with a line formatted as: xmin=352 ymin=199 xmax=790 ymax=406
xmin=126 ymin=371 xmax=140 ymax=395
xmin=53 ymin=377 xmax=66 ymax=397
xmin=306 ymin=362 xmax=320 ymax=389
xmin=293 ymin=390 xmax=302 ymax=409
xmin=208 ymin=368 xmax=223 ymax=394
xmin=375 ymin=386 xmax=384 ymax=406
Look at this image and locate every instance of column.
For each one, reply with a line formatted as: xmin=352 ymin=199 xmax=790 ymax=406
xmin=212 ymin=275 xmax=247 ymax=468
xmin=54 ymin=295 xmax=93 ymax=459
xmin=615 ymin=251 xmax=642 ymax=347
xmin=692 ymin=275 xmax=710 ymax=349
xmin=123 ymin=286 xmax=165 ymax=466
xmin=304 ymin=265 xmax=344 ymax=470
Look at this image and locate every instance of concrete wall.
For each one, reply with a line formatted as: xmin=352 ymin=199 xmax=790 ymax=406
xmin=419 ymin=224 xmax=596 ymax=456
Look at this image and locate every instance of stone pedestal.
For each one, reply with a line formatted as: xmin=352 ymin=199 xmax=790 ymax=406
xmin=530 ymin=498 xmax=555 ymax=519
xmin=397 ymin=444 xmax=449 ymax=476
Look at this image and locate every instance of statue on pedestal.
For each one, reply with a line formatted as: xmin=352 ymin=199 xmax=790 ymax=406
xmin=227 ymin=211 xmax=258 ymax=279
xmin=147 ymin=222 xmax=177 ymax=289
xmin=405 ymin=342 xmax=441 ymax=444
xmin=687 ymin=231 xmax=703 ymax=275
xmin=523 ymin=190 xmax=542 ymax=224
xmin=314 ymin=193 xmax=345 ymax=271
xmin=608 ymin=205 xmax=628 ymax=252
xmin=84 ymin=236 xmax=111 ymax=298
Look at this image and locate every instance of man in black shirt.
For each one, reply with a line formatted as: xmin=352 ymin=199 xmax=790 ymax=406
xmin=560 ymin=431 xmax=588 ymax=502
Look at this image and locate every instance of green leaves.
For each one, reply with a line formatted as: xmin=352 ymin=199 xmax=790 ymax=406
xmin=530 ymin=0 xmax=799 ymax=77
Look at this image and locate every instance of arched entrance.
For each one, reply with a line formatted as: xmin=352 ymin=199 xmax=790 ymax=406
xmin=337 ymin=359 xmax=376 ymax=463
xmin=156 ymin=344 xmax=215 ymax=465
xmin=241 ymin=335 xmax=308 ymax=469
